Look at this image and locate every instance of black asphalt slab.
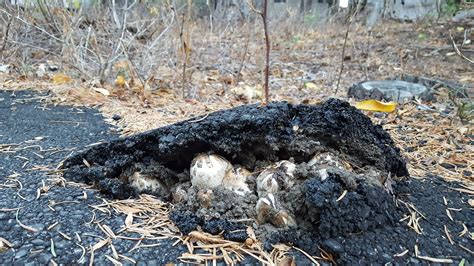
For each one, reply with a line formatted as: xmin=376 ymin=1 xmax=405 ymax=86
xmin=0 ymin=90 xmax=187 ymax=265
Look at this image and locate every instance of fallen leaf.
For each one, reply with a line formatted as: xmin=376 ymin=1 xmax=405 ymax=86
xmin=52 ymin=74 xmax=73 ymax=84
xmin=355 ymin=100 xmax=397 ymax=113
xmin=37 ymin=64 xmax=47 ymax=77
xmin=304 ymin=82 xmax=319 ymax=90
xmin=93 ymin=88 xmax=110 ymax=96
xmin=230 ymin=85 xmax=263 ymax=101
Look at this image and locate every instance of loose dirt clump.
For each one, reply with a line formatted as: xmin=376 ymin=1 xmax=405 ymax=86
xmin=62 ymin=98 xmax=409 ymax=257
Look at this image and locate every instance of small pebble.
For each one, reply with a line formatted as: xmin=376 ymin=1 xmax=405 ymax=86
xmin=14 ymin=249 xmax=29 ymax=259
xmin=55 ymin=240 xmax=69 ymax=249
xmin=31 ymin=239 xmax=45 ymax=246
xmin=323 ymin=239 xmax=344 ymax=254
xmin=37 ymin=253 xmax=53 ymax=264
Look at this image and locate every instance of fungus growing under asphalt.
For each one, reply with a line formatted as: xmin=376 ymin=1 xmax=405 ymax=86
xmin=62 ymin=99 xmax=409 ymax=255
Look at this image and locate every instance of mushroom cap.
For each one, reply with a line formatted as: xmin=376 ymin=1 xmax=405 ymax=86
xmin=190 ymin=154 xmax=232 ymax=189
xmin=129 ymin=171 xmax=164 ymax=193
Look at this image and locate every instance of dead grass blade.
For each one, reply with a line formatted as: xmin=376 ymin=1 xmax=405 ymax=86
xmin=92 ymin=237 xmax=111 ymax=251
xmin=105 ymin=255 xmax=122 ymax=266
xmin=293 ymin=246 xmax=320 ymax=265
xmin=15 ymin=209 xmax=38 ymax=232
xmin=417 ymin=255 xmax=453 ymax=263
xmin=0 ymin=237 xmax=13 ymax=251
xmin=444 ymin=225 xmax=454 ymax=245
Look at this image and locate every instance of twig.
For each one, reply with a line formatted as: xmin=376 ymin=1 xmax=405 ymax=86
xmin=119 ymin=40 xmax=145 ymax=90
xmin=246 ymin=0 xmax=270 ymax=104
xmin=0 ymin=9 xmax=63 ymax=43
xmin=171 ymin=2 xmax=190 ymax=99
xmin=262 ymin=0 xmax=270 ymax=104
xmin=235 ymin=22 xmax=251 ymax=85
xmin=450 ymin=34 xmax=474 ymax=64
xmin=335 ymin=2 xmax=363 ymax=95
xmin=0 ymin=11 xmax=14 ymax=57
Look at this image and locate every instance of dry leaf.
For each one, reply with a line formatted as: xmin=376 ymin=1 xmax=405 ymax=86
xmin=93 ymin=88 xmax=110 ymax=96
xmin=355 ymin=100 xmax=397 ymax=113
xmin=52 ymin=74 xmax=73 ymax=85
xmin=304 ymin=82 xmax=319 ymax=90
xmin=230 ymin=85 xmax=263 ymax=101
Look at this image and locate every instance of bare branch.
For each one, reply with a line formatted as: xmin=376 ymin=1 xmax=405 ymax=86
xmin=0 ymin=10 xmax=14 ymax=57
xmin=450 ymin=34 xmax=474 ymax=64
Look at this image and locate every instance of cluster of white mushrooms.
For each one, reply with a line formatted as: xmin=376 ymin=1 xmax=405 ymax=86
xmin=128 ymin=152 xmax=348 ymax=229
xmin=190 ymin=154 xmax=301 ymax=228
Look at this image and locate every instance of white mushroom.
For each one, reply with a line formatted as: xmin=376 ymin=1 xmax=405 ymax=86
xmin=190 ymin=154 xmax=232 ymax=189
xmin=129 ymin=172 xmax=165 ymax=193
xmin=308 ymin=152 xmax=344 ymax=169
xmin=255 ymin=194 xmax=277 ymax=224
xmin=276 ymin=160 xmax=296 ymax=177
xmin=255 ymin=194 xmax=296 ymax=228
xmin=222 ymin=167 xmax=252 ymax=196
xmin=273 ymin=210 xmax=297 ymax=228
xmin=190 ymin=154 xmax=251 ymax=196
xmin=256 ymin=160 xmax=296 ymax=196
xmin=256 ymin=170 xmax=279 ymax=197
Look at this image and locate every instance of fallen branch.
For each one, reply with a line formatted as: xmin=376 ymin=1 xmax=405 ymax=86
xmin=450 ymin=34 xmax=474 ymax=64
xmin=0 ymin=10 xmax=14 ymax=57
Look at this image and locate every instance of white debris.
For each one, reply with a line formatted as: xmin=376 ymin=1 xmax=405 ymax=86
xmin=0 ymin=64 xmax=9 ymax=74
xmin=276 ymin=160 xmax=296 ymax=177
xmin=318 ymin=169 xmax=329 ymax=181
xmin=36 ymin=63 xmax=47 ymax=78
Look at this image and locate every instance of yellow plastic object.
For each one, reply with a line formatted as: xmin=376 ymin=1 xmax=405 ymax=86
xmin=115 ymin=75 xmax=126 ymax=87
xmin=355 ymin=99 xmax=397 ymax=113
